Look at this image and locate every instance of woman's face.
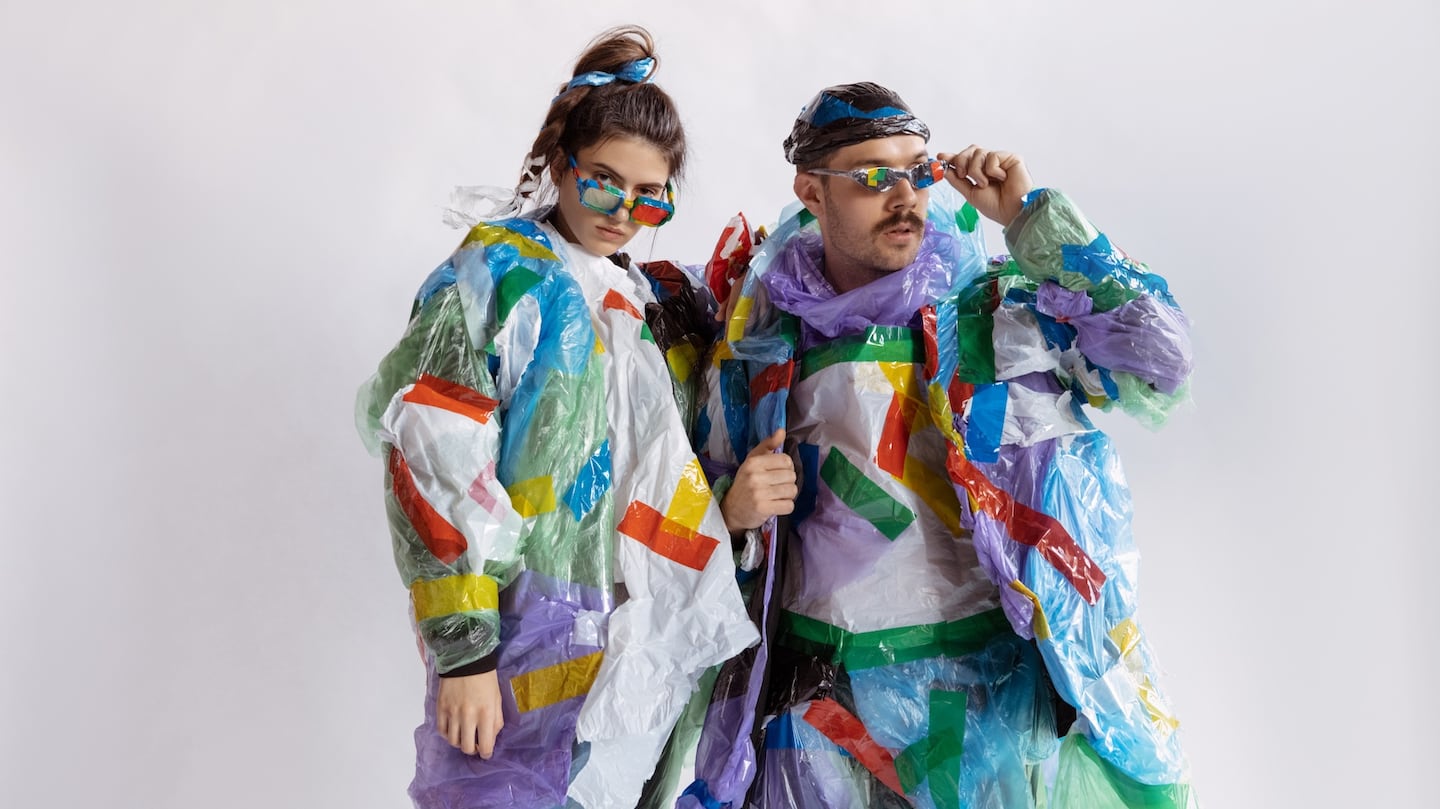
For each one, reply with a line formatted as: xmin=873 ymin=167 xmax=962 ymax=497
xmin=551 ymin=136 xmax=672 ymax=257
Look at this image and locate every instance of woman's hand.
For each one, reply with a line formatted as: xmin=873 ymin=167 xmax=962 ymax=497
xmin=436 ymin=670 xmax=504 ymax=758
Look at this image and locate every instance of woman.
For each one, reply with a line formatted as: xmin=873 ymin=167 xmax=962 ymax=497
xmin=355 ymin=25 xmax=796 ymax=809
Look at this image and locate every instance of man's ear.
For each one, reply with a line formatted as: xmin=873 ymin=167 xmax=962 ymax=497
xmin=794 ymin=172 xmax=825 ymax=220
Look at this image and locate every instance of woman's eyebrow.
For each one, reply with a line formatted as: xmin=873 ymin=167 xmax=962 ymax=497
xmin=588 ymin=161 xmax=665 ymax=191
xmin=588 ymin=161 xmax=626 ymax=185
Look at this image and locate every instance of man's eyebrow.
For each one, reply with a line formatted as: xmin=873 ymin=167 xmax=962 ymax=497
xmin=836 ymin=151 xmax=931 ymax=169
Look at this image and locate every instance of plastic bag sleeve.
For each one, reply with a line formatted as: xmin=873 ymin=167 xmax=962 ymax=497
xmin=1002 ymin=189 xmax=1194 ymax=422
xmin=360 ymin=285 xmax=525 ymax=674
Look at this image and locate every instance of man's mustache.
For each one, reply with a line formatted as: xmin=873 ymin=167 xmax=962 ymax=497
xmin=873 ymin=212 xmax=925 ymax=235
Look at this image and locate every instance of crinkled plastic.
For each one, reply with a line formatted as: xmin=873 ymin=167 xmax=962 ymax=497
xmin=782 ymin=82 xmax=930 ymax=165
xmin=356 ymin=215 xmax=757 ymax=809
xmin=691 ymin=186 xmax=1198 ymax=806
xmin=706 ymin=213 xmax=754 ymax=305
xmin=1052 ymin=734 xmax=1198 ymax=809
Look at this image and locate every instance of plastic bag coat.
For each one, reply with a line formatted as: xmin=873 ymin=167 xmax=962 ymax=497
xmin=356 ymin=216 xmax=759 ymax=809
xmin=685 ymin=186 xmax=1197 ymax=808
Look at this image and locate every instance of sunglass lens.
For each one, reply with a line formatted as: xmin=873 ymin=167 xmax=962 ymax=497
xmin=912 ymin=160 xmax=945 ymax=189
xmin=581 ymin=185 xmax=624 ymax=213
xmin=629 ymin=198 xmax=672 ymax=227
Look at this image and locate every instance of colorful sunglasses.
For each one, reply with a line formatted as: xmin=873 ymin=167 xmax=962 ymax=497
xmin=569 ymin=155 xmax=675 ymax=227
xmin=807 ymin=159 xmax=951 ymax=193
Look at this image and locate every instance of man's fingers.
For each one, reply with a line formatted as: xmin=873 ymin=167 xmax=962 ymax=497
xmin=748 ymin=428 xmax=786 ymax=457
xmin=748 ymin=454 xmax=796 ymax=474
xmin=965 ymin=148 xmax=989 ymax=188
xmin=984 ymin=151 xmax=1009 ymax=182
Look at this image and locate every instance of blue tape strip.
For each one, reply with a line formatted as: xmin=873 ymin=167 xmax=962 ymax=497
xmin=751 ymin=389 xmax=789 ymax=446
xmin=764 ymin=711 xmax=799 ymax=750
xmin=720 ymin=359 xmax=750 ymax=464
xmin=680 ymin=777 xmax=726 ymax=809
xmin=808 ymin=96 xmax=910 ymax=128
xmin=793 ymin=442 xmax=820 ymax=524
xmin=965 ymin=383 xmax=1007 ymax=464
xmin=1096 ymin=365 xmax=1119 ymax=400
xmin=563 ymin=440 xmax=612 ymax=520
xmin=1061 ymin=232 xmax=1177 ymax=307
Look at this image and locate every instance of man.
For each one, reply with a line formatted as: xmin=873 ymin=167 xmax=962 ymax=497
xmin=683 ymin=83 xmax=1198 ymax=808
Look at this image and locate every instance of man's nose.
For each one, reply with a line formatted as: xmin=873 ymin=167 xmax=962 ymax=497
xmin=887 ymin=176 xmax=920 ymax=207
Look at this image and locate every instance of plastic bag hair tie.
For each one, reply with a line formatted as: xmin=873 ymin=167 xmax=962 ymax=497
xmin=552 ymin=57 xmax=655 ymax=102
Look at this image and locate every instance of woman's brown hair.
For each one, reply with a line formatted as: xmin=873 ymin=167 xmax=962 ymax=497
xmin=516 ymin=25 xmax=686 ymax=201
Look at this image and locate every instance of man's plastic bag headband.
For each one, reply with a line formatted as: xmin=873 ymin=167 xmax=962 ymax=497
xmin=783 ymin=84 xmax=931 ymax=165
xmin=553 ymin=57 xmax=656 ymax=102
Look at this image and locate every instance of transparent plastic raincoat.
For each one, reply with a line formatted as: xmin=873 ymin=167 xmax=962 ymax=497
xmin=356 ymin=215 xmax=759 ymax=809
xmin=684 ymin=186 xmax=1198 ymax=809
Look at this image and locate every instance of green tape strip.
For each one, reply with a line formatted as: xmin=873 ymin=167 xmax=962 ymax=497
xmin=800 ymin=326 xmax=922 ymax=380
xmin=496 ymin=267 xmax=542 ymax=324
xmin=926 ymin=689 xmax=968 ymax=809
xmin=952 ymin=279 xmax=997 ymax=385
xmin=780 ymin=608 xmax=1010 ymax=672
xmin=819 ymin=448 xmax=915 ymax=541
xmin=1065 ymin=734 xmax=1192 ymax=809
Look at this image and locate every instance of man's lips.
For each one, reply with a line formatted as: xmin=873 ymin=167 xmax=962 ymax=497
xmin=876 ymin=214 xmax=925 ymax=239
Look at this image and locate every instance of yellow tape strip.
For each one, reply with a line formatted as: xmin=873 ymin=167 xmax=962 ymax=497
xmin=461 ymin=223 xmax=560 ymax=261
xmin=1007 ymin=580 xmax=1052 ymax=642
xmin=666 ymin=458 xmax=714 ymax=530
xmin=667 ymin=343 xmax=699 ymax=384
xmin=507 ymin=476 xmax=556 ymax=517
xmin=877 ymin=361 xmax=921 ymax=399
xmin=411 ymin=573 xmax=499 ymax=623
xmin=1138 ymin=677 xmax=1181 ymax=734
xmin=726 ymin=298 xmax=754 ymax=343
xmin=1109 ymin=618 xmax=1141 ymax=658
xmin=902 ymin=454 xmax=964 ymax=535
xmin=710 ymin=339 xmax=734 ymax=367
xmin=510 ymin=651 xmax=605 ymax=713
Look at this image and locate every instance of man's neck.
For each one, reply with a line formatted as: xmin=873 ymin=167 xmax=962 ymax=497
xmin=821 ymin=254 xmax=896 ymax=295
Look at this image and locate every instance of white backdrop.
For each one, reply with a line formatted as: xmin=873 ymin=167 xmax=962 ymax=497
xmin=2 ymin=1 xmax=1435 ymax=807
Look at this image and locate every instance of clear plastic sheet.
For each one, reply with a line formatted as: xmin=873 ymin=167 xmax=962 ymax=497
xmin=357 ymin=216 xmax=757 ymax=808
xmin=690 ymin=186 xmax=1198 ymax=806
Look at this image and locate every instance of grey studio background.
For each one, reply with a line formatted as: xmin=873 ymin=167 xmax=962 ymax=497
xmin=2 ymin=1 xmax=1435 ymax=807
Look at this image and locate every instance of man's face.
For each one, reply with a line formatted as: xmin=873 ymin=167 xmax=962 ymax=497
xmin=794 ymin=135 xmax=931 ymax=291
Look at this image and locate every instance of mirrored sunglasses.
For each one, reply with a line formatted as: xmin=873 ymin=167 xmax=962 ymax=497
xmin=807 ymin=159 xmax=951 ymax=193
